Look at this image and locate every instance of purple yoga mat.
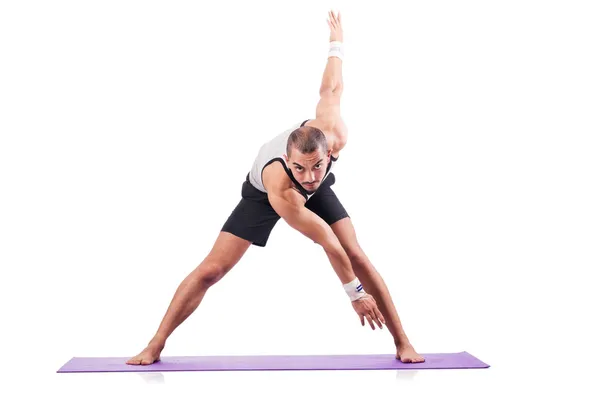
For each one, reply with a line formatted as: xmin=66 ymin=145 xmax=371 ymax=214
xmin=57 ymin=351 xmax=489 ymax=373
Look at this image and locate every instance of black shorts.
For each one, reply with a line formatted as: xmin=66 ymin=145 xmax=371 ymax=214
xmin=221 ymin=172 xmax=349 ymax=247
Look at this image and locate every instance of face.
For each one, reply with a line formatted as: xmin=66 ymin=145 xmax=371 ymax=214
xmin=284 ymin=147 xmax=332 ymax=194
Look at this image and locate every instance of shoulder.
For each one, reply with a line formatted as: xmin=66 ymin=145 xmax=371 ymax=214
xmin=262 ymin=160 xmax=292 ymax=193
xmin=304 ymin=118 xmax=347 ymax=157
xmin=263 ymin=161 xmax=306 ymax=206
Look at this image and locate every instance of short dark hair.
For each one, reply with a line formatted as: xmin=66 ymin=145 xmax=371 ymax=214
xmin=286 ymin=126 xmax=328 ymax=158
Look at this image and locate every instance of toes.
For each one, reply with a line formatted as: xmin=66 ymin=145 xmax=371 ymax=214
xmin=396 ymin=354 xmax=425 ymax=364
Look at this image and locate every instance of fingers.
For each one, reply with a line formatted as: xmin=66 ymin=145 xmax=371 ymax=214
xmin=354 ymin=295 xmax=385 ymax=330
xmin=359 ymin=313 xmax=372 ymax=329
xmin=376 ymin=307 xmax=386 ymax=327
xmin=332 ymin=10 xmax=341 ymax=25
xmin=328 ymin=10 xmax=340 ymax=27
xmin=372 ymin=312 xmax=384 ymax=329
xmin=359 ymin=313 xmax=384 ymax=330
xmin=366 ymin=296 xmax=384 ymax=329
xmin=368 ymin=308 xmax=384 ymax=329
xmin=366 ymin=313 xmax=375 ymax=330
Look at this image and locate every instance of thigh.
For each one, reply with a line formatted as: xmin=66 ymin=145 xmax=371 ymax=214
xmin=196 ymin=231 xmax=252 ymax=284
xmin=305 ymin=173 xmax=349 ymax=226
xmin=221 ymin=174 xmax=281 ymax=247
xmin=207 ymin=230 xmax=252 ymax=268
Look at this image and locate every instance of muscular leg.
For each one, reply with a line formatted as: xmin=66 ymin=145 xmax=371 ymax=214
xmin=330 ymin=217 xmax=425 ymax=363
xmin=126 ymin=231 xmax=252 ymax=365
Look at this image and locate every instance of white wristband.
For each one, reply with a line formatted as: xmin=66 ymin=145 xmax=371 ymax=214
xmin=328 ymin=40 xmax=344 ymax=61
xmin=343 ymin=277 xmax=367 ymax=301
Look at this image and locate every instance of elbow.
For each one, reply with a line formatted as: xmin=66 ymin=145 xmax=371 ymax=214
xmin=319 ymin=82 xmax=343 ymax=96
xmin=319 ymin=85 xmax=333 ymax=96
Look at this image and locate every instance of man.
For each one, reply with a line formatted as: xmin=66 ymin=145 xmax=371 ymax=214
xmin=127 ymin=10 xmax=425 ymax=365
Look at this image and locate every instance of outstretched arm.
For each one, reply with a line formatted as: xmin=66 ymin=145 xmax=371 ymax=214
xmin=314 ymin=11 xmax=347 ymax=145
xmin=262 ymin=164 xmax=385 ymax=328
xmin=319 ymin=11 xmax=344 ymax=96
xmin=267 ymin=189 xmax=385 ymax=328
xmin=267 ymin=188 xmax=355 ymax=284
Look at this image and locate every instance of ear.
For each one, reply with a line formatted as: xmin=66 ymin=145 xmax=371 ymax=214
xmin=283 ymin=154 xmax=289 ymax=161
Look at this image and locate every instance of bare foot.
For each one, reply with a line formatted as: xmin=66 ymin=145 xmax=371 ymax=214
xmin=126 ymin=341 xmax=165 ymax=365
xmin=396 ymin=343 xmax=425 ymax=363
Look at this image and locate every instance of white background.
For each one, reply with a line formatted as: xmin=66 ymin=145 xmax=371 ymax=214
xmin=1 ymin=0 xmax=599 ymax=395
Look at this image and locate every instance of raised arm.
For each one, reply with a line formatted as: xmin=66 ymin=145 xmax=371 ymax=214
xmin=315 ymin=11 xmax=347 ymax=147
xmin=319 ymin=11 xmax=344 ymax=97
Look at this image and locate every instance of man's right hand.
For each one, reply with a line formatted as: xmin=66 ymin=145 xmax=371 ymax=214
xmin=352 ymin=293 xmax=386 ymax=330
xmin=327 ymin=10 xmax=343 ymax=42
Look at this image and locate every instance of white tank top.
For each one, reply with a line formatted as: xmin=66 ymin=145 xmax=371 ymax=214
xmin=248 ymin=119 xmax=338 ymax=200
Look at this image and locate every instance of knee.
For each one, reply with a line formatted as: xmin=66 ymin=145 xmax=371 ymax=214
xmin=196 ymin=260 xmax=234 ymax=287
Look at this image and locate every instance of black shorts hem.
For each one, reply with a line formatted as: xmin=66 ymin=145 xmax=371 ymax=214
xmin=220 ymin=227 xmax=268 ymax=247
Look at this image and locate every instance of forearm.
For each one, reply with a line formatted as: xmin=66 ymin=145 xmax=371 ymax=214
xmin=319 ymin=54 xmax=343 ymax=95
xmin=268 ymin=191 xmax=355 ymax=284
xmin=323 ymin=243 xmax=356 ymax=285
